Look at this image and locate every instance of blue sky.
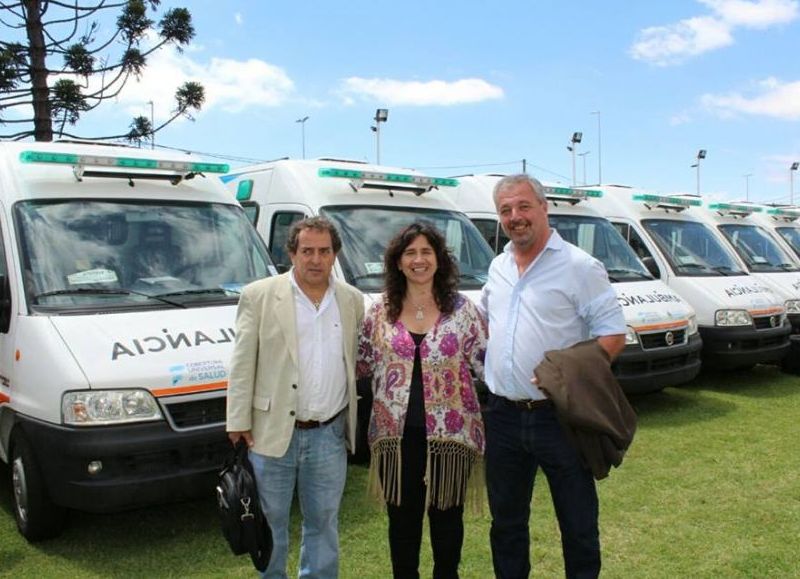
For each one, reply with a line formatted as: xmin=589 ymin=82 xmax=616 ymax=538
xmin=11 ymin=0 xmax=800 ymax=204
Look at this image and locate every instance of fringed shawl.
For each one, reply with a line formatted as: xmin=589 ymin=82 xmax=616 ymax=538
xmin=357 ymin=294 xmax=488 ymax=510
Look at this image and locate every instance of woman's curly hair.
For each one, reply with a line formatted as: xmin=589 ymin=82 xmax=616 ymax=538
xmin=383 ymin=222 xmax=459 ymax=323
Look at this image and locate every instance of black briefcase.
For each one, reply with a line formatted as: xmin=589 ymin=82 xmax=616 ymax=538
xmin=216 ymin=440 xmax=272 ymax=571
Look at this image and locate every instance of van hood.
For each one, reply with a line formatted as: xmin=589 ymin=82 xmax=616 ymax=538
xmin=670 ymin=276 xmax=782 ymax=322
xmin=49 ymin=306 xmax=236 ymax=395
xmin=613 ymin=281 xmax=693 ymax=327
xmin=749 ymin=271 xmax=800 ymax=302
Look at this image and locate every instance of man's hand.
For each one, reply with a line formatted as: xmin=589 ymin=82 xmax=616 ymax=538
xmin=228 ymin=430 xmax=254 ymax=447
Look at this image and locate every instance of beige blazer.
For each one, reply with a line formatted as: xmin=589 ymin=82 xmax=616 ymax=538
xmin=226 ymin=272 xmax=364 ymax=457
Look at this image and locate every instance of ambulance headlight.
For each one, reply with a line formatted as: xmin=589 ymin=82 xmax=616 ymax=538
xmin=714 ymin=309 xmax=752 ymax=327
xmin=784 ymin=300 xmax=800 ymax=314
xmin=625 ymin=326 xmax=639 ymax=345
xmin=687 ymin=315 xmax=698 ymax=335
xmin=62 ymin=389 xmax=163 ymax=425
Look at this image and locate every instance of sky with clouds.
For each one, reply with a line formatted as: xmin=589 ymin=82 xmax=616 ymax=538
xmin=5 ymin=0 xmax=800 ymax=203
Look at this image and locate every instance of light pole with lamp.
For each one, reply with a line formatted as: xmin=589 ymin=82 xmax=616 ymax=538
xmin=567 ymin=131 xmax=582 ymax=186
xmin=743 ymin=173 xmax=752 ymax=201
xmin=371 ymin=108 xmax=389 ymax=164
xmin=791 ymin=162 xmax=799 ymax=205
xmin=578 ymin=151 xmax=590 ymax=185
xmin=295 ymin=116 xmax=309 ymax=159
xmin=690 ymin=149 xmax=706 ymax=195
xmin=591 ymin=110 xmax=602 ymax=184
xmin=148 ymin=100 xmax=154 ymax=150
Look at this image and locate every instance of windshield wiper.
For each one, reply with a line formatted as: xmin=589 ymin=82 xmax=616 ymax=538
xmin=349 ymin=272 xmax=385 ymax=283
xmin=153 ymin=288 xmax=235 ymax=299
xmin=606 ymin=268 xmax=652 ymax=280
xmin=459 ymin=272 xmax=486 ymax=283
xmin=775 ymin=262 xmax=799 ymax=271
xmin=33 ymin=288 xmax=186 ymax=308
xmin=710 ymin=265 xmax=740 ymax=276
xmin=676 ymin=262 xmax=713 ymax=273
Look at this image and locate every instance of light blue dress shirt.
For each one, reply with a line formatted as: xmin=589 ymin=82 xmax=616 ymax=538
xmin=478 ymin=230 xmax=625 ymax=401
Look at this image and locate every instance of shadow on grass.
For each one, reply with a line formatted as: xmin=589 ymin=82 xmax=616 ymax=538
xmin=626 ymin=387 xmax=736 ymax=428
xmin=687 ymin=364 xmax=800 ymax=399
xmin=0 ymin=461 xmax=379 ymax=578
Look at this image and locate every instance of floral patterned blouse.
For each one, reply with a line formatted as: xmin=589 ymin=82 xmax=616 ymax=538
xmin=358 ymin=293 xmax=488 ymax=507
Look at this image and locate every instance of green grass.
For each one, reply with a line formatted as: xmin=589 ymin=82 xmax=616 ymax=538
xmin=1 ymin=365 xmax=798 ymax=578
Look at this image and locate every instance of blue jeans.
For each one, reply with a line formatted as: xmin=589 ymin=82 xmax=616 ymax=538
xmin=485 ymin=393 xmax=600 ymax=579
xmin=249 ymin=412 xmax=347 ymax=579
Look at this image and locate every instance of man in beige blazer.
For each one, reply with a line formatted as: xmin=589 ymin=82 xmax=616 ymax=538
xmin=227 ymin=217 xmax=364 ymax=579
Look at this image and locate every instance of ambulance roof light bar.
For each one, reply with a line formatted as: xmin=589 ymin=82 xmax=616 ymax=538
xmin=708 ymin=202 xmax=763 ymax=216
xmin=542 ymin=185 xmax=602 ymax=205
xmin=766 ymin=206 xmax=800 ymax=222
xmin=318 ymin=167 xmax=458 ymax=196
xmin=19 ymin=150 xmax=229 ymax=184
xmin=632 ymin=193 xmax=702 ymax=211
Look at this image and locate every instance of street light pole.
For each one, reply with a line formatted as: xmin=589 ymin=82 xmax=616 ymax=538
xmin=578 ymin=151 xmax=590 ymax=185
xmin=744 ymin=173 xmax=752 ymax=201
xmin=371 ymin=108 xmax=389 ymax=164
xmin=568 ymin=132 xmax=582 ymax=186
xmin=791 ymin=162 xmax=799 ymax=205
xmin=148 ymin=100 xmax=154 ymax=150
xmin=591 ymin=110 xmax=602 ymax=184
xmin=691 ymin=149 xmax=707 ymax=196
xmin=295 ymin=116 xmax=309 ymax=159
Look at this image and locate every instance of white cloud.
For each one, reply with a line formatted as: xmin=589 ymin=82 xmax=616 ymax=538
xmin=338 ymin=77 xmax=504 ymax=106
xmin=670 ymin=111 xmax=693 ymax=125
xmin=630 ymin=0 xmax=798 ymax=65
xmin=701 ymin=77 xmax=800 ymax=119
xmin=104 ymin=47 xmax=295 ymax=119
xmin=234 ymin=12 xmax=243 ymax=25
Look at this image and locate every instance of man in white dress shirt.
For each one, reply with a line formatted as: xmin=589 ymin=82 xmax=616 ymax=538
xmin=227 ymin=217 xmax=364 ymax=578
xmin=479 ymin=175 xmax=626 ymax=579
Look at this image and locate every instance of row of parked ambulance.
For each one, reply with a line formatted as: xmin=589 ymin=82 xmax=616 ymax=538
xmin=1 ymin=140 xmax=799 ymax=542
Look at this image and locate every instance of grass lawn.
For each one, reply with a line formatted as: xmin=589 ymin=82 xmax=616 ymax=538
xmin=1 ymin=365 xmax=798 ymax=578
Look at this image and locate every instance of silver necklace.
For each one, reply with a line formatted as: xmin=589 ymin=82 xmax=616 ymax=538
xmin=414 ymin=303 xmax=424 ymax=321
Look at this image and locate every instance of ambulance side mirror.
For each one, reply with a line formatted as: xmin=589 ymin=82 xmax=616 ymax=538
xmin=642 ymin=257 xmax=661 ymax=279
xmin=0 ymin=274 xmax=10 ymax=333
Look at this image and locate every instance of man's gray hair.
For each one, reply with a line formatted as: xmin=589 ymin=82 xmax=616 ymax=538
xmin=492 ymin=174 xmax=546 ymax=206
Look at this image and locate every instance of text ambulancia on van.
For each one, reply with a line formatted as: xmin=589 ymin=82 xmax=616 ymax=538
xmin=588 ymin=186 xmax=791 ymax=369
xmin=450 ymin=174 xmax=702 ymax=394
xmin=0 ymin=141 xmax=274 ymax=541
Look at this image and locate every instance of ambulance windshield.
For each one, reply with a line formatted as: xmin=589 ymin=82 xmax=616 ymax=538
xmin=717 ymin=224 xmax=800 ymax=273
xmin=16 ymin=200 xmax=273 ymax=311
xmin=643 ymin=219 xmax=746 ymax=276
xmin=321 ymin=205 xmax=495 ymax=292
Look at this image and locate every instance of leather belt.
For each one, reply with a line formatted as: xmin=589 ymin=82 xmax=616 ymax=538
xmin=496 ymin=394 xmax=553 ymax=411
xmin=295 ymin=411 xmax=341 ymax=430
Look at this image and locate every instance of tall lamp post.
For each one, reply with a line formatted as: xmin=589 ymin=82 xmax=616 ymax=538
xmin=591 ymin=110 xmax=602 ymax=184
xmin=744 ymin=173 xmax=752 ymax=201
xmin=148 ymin=100 xmax=154 ymax=150
xmin=578 ymin=151 xmax=590 ymax=185
xmin=295 ymin=116 xmax=309 ymax=159
xmin=690 ymin=149 xmax=706 ymax=195
xmin=791 ymin=162 xmax=799 ymax=205
xmin=567 ymin=131 xmax=582 ymax=186
xmin=371 ymin=108 xmax=389 ymax=164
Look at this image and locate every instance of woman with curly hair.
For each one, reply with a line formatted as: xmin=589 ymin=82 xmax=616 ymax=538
xmin=357 ymin=222 xmax=487 ymax=579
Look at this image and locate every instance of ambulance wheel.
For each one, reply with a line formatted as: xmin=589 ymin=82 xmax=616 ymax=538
xmin=10 ymin=434 xmax=66 ymax=541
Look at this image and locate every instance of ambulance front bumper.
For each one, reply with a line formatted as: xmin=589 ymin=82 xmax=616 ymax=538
xmin=699 ymin=321 xmax=791 ymax=369
xmin=612 ymin=332 xmax=703 ymax=394
xmin=16 ymin=414 xmax=228 ymax=513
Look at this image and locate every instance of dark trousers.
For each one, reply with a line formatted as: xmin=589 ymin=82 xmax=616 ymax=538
xmin=386 ymin=427 xmax=465 ymax=579
xmin=485 ymin=393 xmax=600 ymax=579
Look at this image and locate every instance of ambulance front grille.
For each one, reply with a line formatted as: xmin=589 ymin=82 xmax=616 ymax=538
xmin=639 ymin=328 xmax=687 ymax=350
xmin=162 ymin=397 xmax=226 ymax=430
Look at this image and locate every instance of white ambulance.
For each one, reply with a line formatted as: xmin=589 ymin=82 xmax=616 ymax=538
xmin=588 ymin=185 xmax=791 ymax=369
xmin=751 ymin=205 xmax=800 ymax=262
xmin=221 ymin=159 xmax=496 ymax=460
xmin=693 ymin=201 xmax=800 ymax=334
xmin=0 ymin=141 xmax=274 ymax=540
xmin=449 ymin=174 xmax=702 ymax=394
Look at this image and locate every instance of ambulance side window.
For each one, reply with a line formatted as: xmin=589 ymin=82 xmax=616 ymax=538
xmin=0 ymin=227 xmax=10 ymax=333
xmin=614 ymin=223 xmax=653 ymax=260
xmin=241 ymin=202 xmax=259 ymax=226
xmin=471 ymin=219 xmax=500 ymax=254
xmin=270 ymin=212 xmax=305 ymax=272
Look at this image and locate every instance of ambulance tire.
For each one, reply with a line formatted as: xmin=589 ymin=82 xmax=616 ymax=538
xmin=10 ymin=434 xmax=67 ymax=541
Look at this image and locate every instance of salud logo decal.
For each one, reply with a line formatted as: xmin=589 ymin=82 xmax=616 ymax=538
xmin=169 ymin=360 xmax=227 ymax=386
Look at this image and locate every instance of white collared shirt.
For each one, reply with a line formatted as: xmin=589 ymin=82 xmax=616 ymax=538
xmin=479 ymin=230 xmax=625 ymax=401
xmin=290 ymin=271 xmax=348 ymax=421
